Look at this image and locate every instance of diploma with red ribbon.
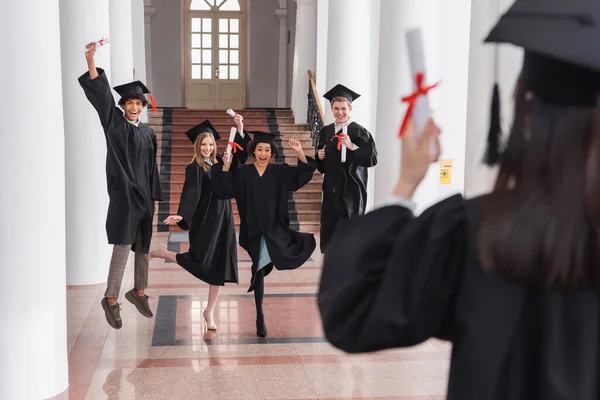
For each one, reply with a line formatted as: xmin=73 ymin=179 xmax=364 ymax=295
xmin=398 ymin=28 xmax=439 ymax=138
xmin=86 ymin=36 xmax=110 ymax=51
xmin=225 ymin=127 xmax=237 ymax=159
xmin=331 ymin=125 xmax=348 ymax=163
xmin=226 ymin=109 xmax=240 ymax=118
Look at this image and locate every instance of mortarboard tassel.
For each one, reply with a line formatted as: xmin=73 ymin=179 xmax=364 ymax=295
xmin=149 ymin=93 xmax=157 ymax=113
xmin=483 ymin=83 xmax=502 ymax=165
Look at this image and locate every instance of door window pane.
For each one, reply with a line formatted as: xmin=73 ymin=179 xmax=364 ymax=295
xmin=192 ymin=65 xmax=201 ymax=79
xmin=191 ymin=18 xmax=201 ymax=33
xmin=229 ymin=50 xmax=239 ymax=64
xmin=219 ymin=65 xmax=228 ymax=79
xmin=202 ymin=65 xmax=212 ymax=79
xmin=202 ymin=34 xmax=211 ymax=48
xmin=191 ymin=49 xmax=201 ymax=63
xmin=202 ymin=18 xmax=212 ymax=32
xmin=219 ymin=50 xmax=228 ymax=64
xmin=202 ymin=50 xmax=212 ymax=63
xmin=229 ymin=19 xmax=239 ymax=33
xmin=230 ymin=65 xmax=239 ymax=79
xmin=229 ymin=34 xmax=239 ymax=49
xmin=219 ymin=34 xmax=228 ymax=48
xmin=219 ymin=0 xmax=240 ymax=11
xmin=219 ymin=19 xmax=228 ymax=33
xmin=191 ymin=34 xmax=201 ymax=48
xmin=190 ymin=0 xmax=210 ymax=10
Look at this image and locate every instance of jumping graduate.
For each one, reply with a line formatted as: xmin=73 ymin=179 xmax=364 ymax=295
xmin=150 ymin=117 xmax=250 ymax=330
xmin=316 ymin=84 xmax=378 ymax=253
xmin=79 ymin=42 xmax=163 ymax=329
xmin=212 ymin=132 xmax=317 ymax=337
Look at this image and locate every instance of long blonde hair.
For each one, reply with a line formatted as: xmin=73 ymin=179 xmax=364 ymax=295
xmin=190 ymin=132 xmax=218 ymax=171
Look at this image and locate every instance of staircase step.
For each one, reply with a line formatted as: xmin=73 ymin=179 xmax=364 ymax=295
xmin=153 ymin=109 xmax=294 ymax=117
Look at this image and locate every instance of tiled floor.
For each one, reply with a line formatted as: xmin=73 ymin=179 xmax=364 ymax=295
xmin=58 ymin=233 xmax=450 ymax=399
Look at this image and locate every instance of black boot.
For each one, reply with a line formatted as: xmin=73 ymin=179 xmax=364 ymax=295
xmin=256 ymin=313 xmax=267 ymax=338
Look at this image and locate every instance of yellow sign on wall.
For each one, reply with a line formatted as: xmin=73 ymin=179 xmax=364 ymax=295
xmin=439 ymin=159 xmax=453 ymax=184
xmin=440 ymin=168 xmax=451 ymax=184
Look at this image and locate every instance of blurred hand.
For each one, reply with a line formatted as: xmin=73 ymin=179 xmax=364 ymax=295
xmin=394 ymin=118 xmax=441 ymax=198
xmin=85 ymin=42 xmax=97 ymax=60
xmin=318 ymin=148 xmax=326 ymax=160
xmin=163 ymin=215 xmax=183 ymax=225
xmin=289 ymin=139 xmax=303 ymax=153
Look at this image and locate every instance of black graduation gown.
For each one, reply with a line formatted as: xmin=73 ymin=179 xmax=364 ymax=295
xmin=174 ymin=134 xmax=250 ymax=286
xmin=79 ymin=68 xmax=163 ymax=252
xmin=211 ymin=158 xmax=317 ymax=291
xmin=316 ymin=122 xmax=377 ymax=251
xmin=318 ymin=194 xmax=600 ymax=400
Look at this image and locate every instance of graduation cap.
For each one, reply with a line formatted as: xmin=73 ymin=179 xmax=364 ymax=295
xmin=323 ymin=84 xmax=361 ymax=104
xmin=482 ymin=0 xmax=600 ymax=165
xmin=112 ymin=80 xmax=157 ymax=112
xmin=248 ymin=131 xmax=280 ymax=144
xmin=184 ymin=120 xmax=221 ymax=144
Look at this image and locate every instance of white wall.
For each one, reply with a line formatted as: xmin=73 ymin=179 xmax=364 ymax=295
xmin=315 ymin=0 xmax=328 ymax=97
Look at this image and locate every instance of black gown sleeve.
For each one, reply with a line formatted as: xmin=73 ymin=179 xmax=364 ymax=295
xmin=78 ymin=68 xmax=122 ymax=131
xmin=151 ymin=133 xmax=163 ymax=201
xmin=316 ymin=127 xmax=326 ymax=174
xmin=211 ymin=163 xmax=237 ymax=200
xmin=318 ymin=194 xmax=468 ymax=353
xmin=176 ymin=164 xmax=203 ymax=230
xmin=233 ymin=130 xmax=251 ymax=166
xmin=351 ymin=128 xmax=378 ymax=168
xmin=281 ymin=157 xmax=317 ymax=192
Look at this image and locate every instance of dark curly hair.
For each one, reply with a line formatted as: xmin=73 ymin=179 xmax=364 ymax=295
xmin=248 ymin=140 xmax=278 ymax=159
xmin=118 ymin=93 xmax=148 ymax=107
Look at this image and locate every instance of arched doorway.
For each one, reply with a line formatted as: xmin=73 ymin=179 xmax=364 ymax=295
xmin=184 ymin=0 xmax=247 ymax=109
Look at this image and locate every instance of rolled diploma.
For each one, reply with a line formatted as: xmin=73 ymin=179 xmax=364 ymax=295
xmin=226 ymin=109 xmax=237 ymax=117
xmin=225 ymin=127 xmax=237 ymax=159
xmin=341 ymin=125 xmax=347 ymax=163
xmin=86 ymin=38 xmax=110 ymax=51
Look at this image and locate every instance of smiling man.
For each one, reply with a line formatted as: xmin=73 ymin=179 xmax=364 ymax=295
xmin=79 ymin=42 xmax=163 ymax=329
xmin=316 ymin=84 xmax=378 ymax=254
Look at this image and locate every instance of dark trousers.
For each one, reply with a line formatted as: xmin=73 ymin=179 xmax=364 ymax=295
xmin=320 ymin=192 xmax=347 ymax=253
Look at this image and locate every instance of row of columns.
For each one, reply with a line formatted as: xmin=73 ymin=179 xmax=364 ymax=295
xmin=290 ymin=0 xmax=521 ymax=211
xmin=0 ymin=0 xmax=148 ymax=397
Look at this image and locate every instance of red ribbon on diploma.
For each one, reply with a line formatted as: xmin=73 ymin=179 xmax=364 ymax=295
xmin=398 ymin=72 xmax=439 ymax=138
xmin=228 ymin=141 xmax=243 ymax=153
xmin=331 ymin=133 xmax=346 ymax=150
xmin=98 ymin=36 xmax=106 ymax=46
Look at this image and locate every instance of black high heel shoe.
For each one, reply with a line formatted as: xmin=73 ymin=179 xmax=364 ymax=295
xmin=256 ymin=314 xmax=267 ymax=337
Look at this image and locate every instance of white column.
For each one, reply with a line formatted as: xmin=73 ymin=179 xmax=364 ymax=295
xmin=110 ymin=0 xmax=135 ymax=86
xmin=0 ymin=0 xmax=68 ymax=398
xmin=290 ymin=0 xmax=317 ymax=123
xmin=464 ymin=0 xmax=522 ymax=198
xmin=132 ymin=0 xmax=149 ymax=122
xmin=325 ymin=0 xmax=377 ymax=128
xmin=374 ymin=0 xmax=472 ymax=213
xmin=60 ymin=0 xmax=113 ymax=285
xmin=315 ymin=0 xmax=329 ymax=97
xmin=275 ymin=0 xmax=288 ymax=108
xmin=144 ymin=4 xmax=156 ymax=98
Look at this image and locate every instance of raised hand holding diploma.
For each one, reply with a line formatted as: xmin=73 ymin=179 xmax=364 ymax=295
xmin=85 ymin=37 xmax=109 ymax=52
xmin=341 ymin=126 xmax=348 ymax=163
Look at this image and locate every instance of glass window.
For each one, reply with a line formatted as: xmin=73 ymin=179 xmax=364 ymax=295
xmin=191 ymin=34 xmax=201 ymax=48
xmin=229 ymin=19 xmax=239 ymax=33
xmin=219 ymin=34 xmax=228 ymax=48
xmin=219 ymin=65 xmax=229 ymax=79
xmin=219 ymin=19 xmax=228 ymax=33
xmin=192 ymin=49 xmax=201 ymax=63
xmin=191 ymin=65 xmax=201 ymax=79
xmin=202 ymin=34 xmax=211 ymax=48
xmin=202 ymin=65 xmax=212 ymax=79
xmin=229 ymin=50 xmax=239 ymax=64
xmin=202 ymin=18 xmax=212 ymax=32
xmin=219 ymin=0 xmax=240 ymax=11
xmin=190 ymin=0 xmax=210 ymax=11
xmin=229 ymin=34 xmax=239 ymax=49
xmin=202 ymin=50 xmax=211 ymax=63
xmin=219 ymin=50 xmax=228 ymax=64
xmin=230 ymin=65 xmax=239 ymax=79
xmin=191 ymin=18 xmax=201 ymax=33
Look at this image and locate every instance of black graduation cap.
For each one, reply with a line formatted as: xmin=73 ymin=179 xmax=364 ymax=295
xmin=185 ymin=120 xmax=221 ymax=144
xmin=485 ymin=0 xmax=600 ymax=106
xmin=113 ymin=80 xmax=157 ymax=112
xmin=113 ymin=80 xmax=150 ymax=96
xmin=323 ymin=84 xmax=361 ymax=104
xmin=482 ymin=0 xmax=600 ymax=165
xmin=248 ymin=131 xmax=280 ymax=144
